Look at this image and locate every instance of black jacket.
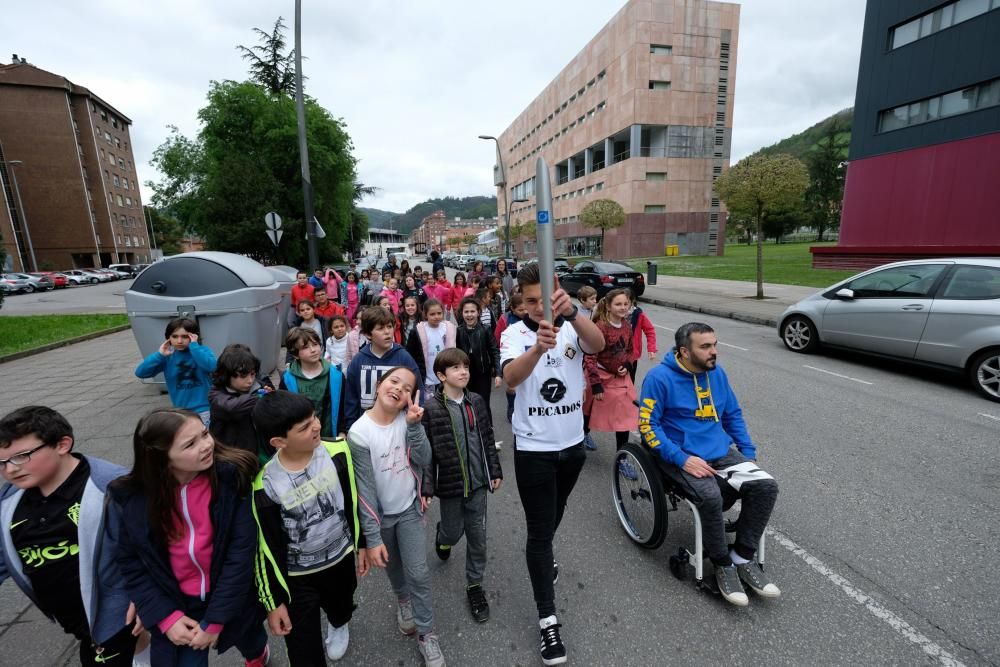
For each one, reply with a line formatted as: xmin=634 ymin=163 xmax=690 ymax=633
xmin=421 ymin=386 xmax=502 ymax=498
xmin=207 ymin=379 xmax=273 ymax=456
xmin=112 ymin=463 xmax=264 ymax=657
xmin=456 ymin=323 xmax=500 ymax=380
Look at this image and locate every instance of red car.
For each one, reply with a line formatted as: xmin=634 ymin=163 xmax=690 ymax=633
xmin=32 ymin=272 xmax=69 ymax=288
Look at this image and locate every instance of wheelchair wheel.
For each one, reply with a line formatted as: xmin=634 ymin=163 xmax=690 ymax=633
xmin=611 ymin=442 xmax=667 ymax=549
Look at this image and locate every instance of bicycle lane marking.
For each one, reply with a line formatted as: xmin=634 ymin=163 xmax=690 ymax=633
xmin=767 ymin=527 xmax=966 ymax=667
xmin=652 ymin=324 xmax=749 ymax=351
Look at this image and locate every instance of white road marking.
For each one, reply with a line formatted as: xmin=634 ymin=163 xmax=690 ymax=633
xmin=803 ymin=365 xmax=874 ymax=386
xmin=978 ymin=412 xmax=1000 ymax=422
xmin=653 ymin=324 xmax=748 ymax=351
xmin=768 ymin=527 xmax=965 ymax=667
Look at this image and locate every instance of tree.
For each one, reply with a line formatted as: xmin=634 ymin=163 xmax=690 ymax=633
xmin=715 ymin=153 xmax=809 ymax=298
xmin=147 ymin=80 xmax=356 ymax=267
xmin=143 ymin=206 xmax=185 ymax=256
xmin=805 ymin=120 xmax=849 ymax=241
xmin=236 ymin=17 xmax=296 ymax=96
xmin=580 ymin=199 xmax=625 ymax=259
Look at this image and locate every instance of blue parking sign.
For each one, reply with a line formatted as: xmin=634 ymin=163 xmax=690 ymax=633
xmin=537 ymin=210 xmax=550 ymax=224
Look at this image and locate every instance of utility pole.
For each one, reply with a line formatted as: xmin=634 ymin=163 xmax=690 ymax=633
xmin=294 ymin=0 xmax=319 ymax=271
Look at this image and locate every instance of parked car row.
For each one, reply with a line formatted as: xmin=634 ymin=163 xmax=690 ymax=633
xmin=1 ymin=264 xmax=146 ymax=294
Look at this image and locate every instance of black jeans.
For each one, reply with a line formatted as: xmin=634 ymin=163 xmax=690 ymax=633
xmin=285 ymin=555 xmax=358 ymax=665
xmin=514 ymin=443 xmax=586 ymax=618
xmin=79 ymin=622 xmax=139 ymax=666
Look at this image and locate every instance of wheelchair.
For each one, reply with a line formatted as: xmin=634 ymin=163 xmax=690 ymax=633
xmin=611 ymin=437 xmax=766 ymax=593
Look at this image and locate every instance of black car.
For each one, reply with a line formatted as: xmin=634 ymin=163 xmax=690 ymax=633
xmin=559 ymin=260 xmax=645 ymax=298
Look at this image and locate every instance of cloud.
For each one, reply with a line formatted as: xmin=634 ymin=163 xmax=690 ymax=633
xmin=2 ymin=0 xmax=867 ymax=213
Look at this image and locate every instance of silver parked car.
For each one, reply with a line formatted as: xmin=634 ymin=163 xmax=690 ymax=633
xmin=778 ymin=259 xmax=1000 ymax=401
xmin=7 ymin=272 xmax=53 ymax=293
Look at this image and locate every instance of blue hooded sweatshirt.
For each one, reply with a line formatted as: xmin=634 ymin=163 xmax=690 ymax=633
xmin=637 ymin=348 xmax=755 ymax=467
xmin=135 ymin=342 xmax=217 ymax=413
xmin=343 ymin=342 xmax=421 ymax=431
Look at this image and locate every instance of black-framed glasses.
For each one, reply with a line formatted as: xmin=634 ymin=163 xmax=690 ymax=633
xmin=0 ymin=443 xmax=49 ymax=468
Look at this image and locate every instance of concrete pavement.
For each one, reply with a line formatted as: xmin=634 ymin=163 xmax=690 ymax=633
xmin=638 ymin=275 xmax=819 ymax=327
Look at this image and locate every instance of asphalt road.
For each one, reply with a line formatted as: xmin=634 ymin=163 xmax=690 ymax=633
xmin=0 ymin=280 xmax=130 ymax=315
xmin=1 ymin=262 xmax=997 ymax=665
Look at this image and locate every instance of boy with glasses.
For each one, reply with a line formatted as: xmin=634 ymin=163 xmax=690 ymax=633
xmin=0 ymin=406 xmax=146 ymax=665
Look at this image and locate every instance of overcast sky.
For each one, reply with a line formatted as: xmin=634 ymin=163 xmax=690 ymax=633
xmin=2 ymin=0 xmax=866 ymax=214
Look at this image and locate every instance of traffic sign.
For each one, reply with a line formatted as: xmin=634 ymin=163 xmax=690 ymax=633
xmin=266 ymin=229 xmax=283 ymax=246
xmin=264 ymin=212 xmax=282 ymax=230
xmin=537 ymin=210 xmax=550 ymax=224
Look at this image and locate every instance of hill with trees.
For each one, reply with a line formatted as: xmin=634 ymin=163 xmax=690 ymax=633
xmin=361 ymin=196 xmax=498 ymax=236
xmin=754 ymin=107 xmax=853 ymax=161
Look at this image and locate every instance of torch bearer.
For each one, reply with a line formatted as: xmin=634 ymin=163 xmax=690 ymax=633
xmin=535 ymin=157 xmax=555 ymax=323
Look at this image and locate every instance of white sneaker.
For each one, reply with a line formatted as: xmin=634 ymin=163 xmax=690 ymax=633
xmin=325 ymin=621 xmax=349 ymax=660
xmin=418 ymin=632 xmax=447 ymax=667
xmin=131 ymin=645 xmax=151 ymax=667
xmin=495 ymin=440 xmax=503 ymax=450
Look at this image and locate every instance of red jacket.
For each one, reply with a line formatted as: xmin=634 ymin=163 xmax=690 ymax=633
xmin=291 ymin=283 xmax=316 ymax=307
xmin=314 ymin=301 xmax=345 ymax=319
xmin=628 ymin=309 xmax=657 ymax=362
xmin=449 ymin=284 xmax=468 ymax=311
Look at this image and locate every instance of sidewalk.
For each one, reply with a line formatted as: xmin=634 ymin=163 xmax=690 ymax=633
xmin=637 ymin=275 xmax=820 ymax=327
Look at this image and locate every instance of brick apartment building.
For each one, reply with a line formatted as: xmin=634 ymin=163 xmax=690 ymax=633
xmin=0 ymin=56 xmax=150 ymax=272
xmin=491 ymin=0 xmax=739 ymax=259
xmin=408 ymin=209 xmax=495 ymax=255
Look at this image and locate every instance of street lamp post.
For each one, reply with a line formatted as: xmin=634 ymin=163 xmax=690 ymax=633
xmin=7 ymin=160 xmax=37 ymax=272
xmin=478 ymin=135 xmax=512 ymax=257
xmin=505 ymin=196 xmax=529 ymax=258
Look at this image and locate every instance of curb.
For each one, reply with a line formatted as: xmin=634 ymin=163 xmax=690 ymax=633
xmin=0 ymin=324 xmax=132 ymax=365
xmin=638 ymin=296 xmax=779 ymax=328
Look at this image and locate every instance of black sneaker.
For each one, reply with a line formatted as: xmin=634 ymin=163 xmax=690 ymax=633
xmin=466 ymin=584 xmax=490 ymax=623
xmin=538 ymin=615 xmax=566 ymax=666
xmin=434 ymin=523 xmax=451 ymax=561
xmin=552 ymin=561 xmax=559 ymax=585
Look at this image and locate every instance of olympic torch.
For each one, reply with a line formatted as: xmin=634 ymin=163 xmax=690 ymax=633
xmin=535 ymin=157 xmax=555 ymax=323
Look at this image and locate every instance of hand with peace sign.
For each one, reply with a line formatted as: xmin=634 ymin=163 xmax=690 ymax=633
xmin=405 ymin=389 xmax=424 ymax=424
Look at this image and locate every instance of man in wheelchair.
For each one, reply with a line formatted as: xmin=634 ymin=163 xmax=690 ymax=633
xmin=638 ymin=322 xmax=780 ymax=606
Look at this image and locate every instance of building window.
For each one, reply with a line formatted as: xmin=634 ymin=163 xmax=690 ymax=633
xmin=123 ymin=177 xmax=129 ymax=190
xmin=112 ymin=118 xmax=119 ymax=129
xmin=646 ymin=172 xmax=667 ymax=181
xmin=118 ymin=158 xmax=125 ymax=170
xmin=108 ymin=152 xmax=115 ymax=165
xmin=115 ymin=137 xmax=121 ymax=149
xmin=104 ymin=131 xmax=112 ymax=143
xmin=113 ymin=175 xmax=120 ymax=187
xmin=117 ymin=195 xmax=124 ymax=206
xmin=890 ymin=0 xmax=998 ymax=49
xmin=125 ymin=197 xmax=132 ymax=207
xmin=650 ymin=44 xmax=673 ymax=55
xmin=644 ymin=205 xmax=666 ymax=213
xmin=649 ymin=81 xmax=672 ymax=90
xmin=878 ymin=77 xmax=1000 ymax=132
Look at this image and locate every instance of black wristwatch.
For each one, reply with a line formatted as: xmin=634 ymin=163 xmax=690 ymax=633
xmin=563 ymin=305 xmax=578 ymax=322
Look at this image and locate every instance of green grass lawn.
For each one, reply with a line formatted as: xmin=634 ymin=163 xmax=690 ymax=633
xmin=0 ymin=314 xmax=129 ymax=357
xmin=627 ymin=242 xmax=857 ymax=288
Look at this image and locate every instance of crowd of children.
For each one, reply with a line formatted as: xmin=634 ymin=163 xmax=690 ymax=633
xmin=0 ymin=259 xmax=656 ymax=667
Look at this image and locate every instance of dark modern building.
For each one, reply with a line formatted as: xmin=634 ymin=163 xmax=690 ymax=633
xmin=813 ymin=0 xmax=1000 ymax=269
xmin=0 ymin=56 xmax=150 ymax=272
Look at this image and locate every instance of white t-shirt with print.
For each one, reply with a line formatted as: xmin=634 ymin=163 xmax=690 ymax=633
xmin=348 ymin=411 xmax=416 ymax=514
xmin=500 ymin=320 xmax=585 ymax=452
xmin=424 ymin=324 xmax=446 ymax=386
